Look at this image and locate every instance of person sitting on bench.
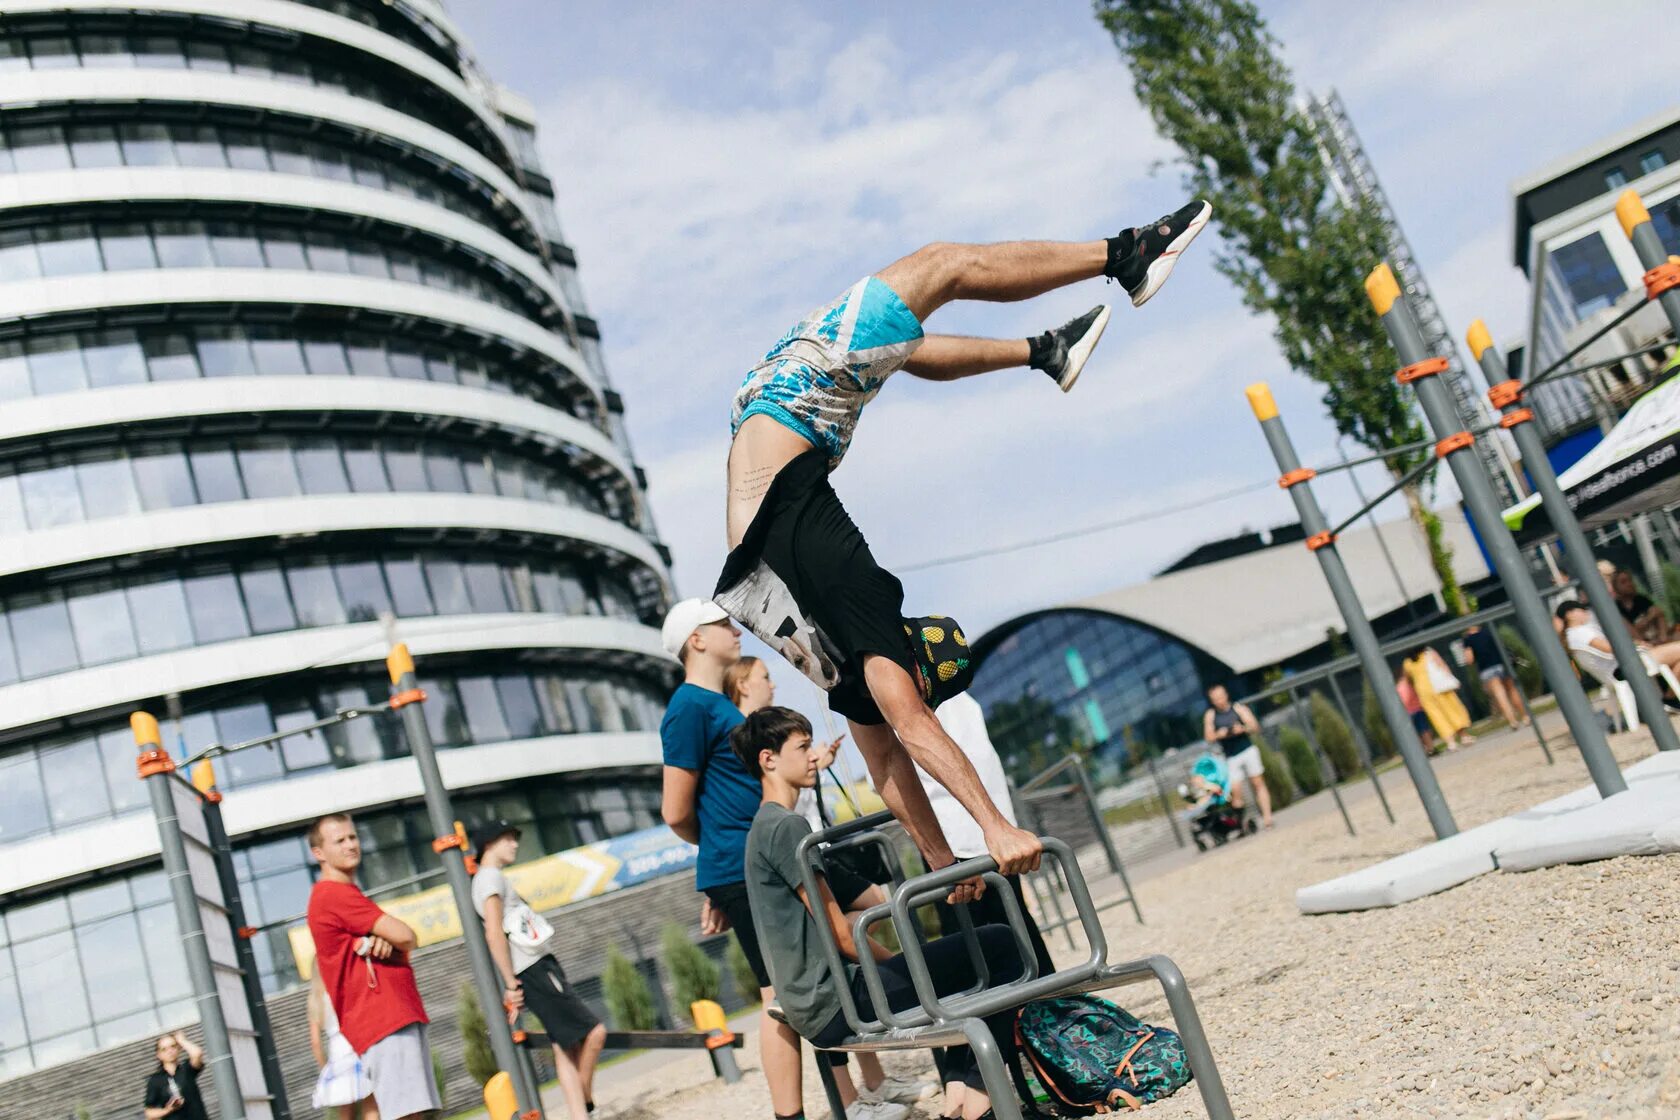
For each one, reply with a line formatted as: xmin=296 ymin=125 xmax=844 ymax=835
xmin=735 ymin=706 xmax=1027 ymax=1120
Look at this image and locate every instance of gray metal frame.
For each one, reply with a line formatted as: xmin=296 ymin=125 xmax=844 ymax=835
xmin=788 ymin=812 xmax=1233 ymax=1120
xmin=1014 ymin=755 xmax=1144 ymax=927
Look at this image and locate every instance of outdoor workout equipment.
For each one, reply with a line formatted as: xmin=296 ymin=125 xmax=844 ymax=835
xmin=1470 ymin=319 xmax=1680 ymax=754
xmin=1011 ymin=756 xmax=1142 ymax=951
xmin=1246 ymin=382 xmax=1458 ymax=839
xmin=1367 ymin=264 xmax=1628 ymax=800
xmin=782 ymin=811 xmax=1233 ymax=1120
xmin=1618 ymin=189 xmax=1680 ymax=341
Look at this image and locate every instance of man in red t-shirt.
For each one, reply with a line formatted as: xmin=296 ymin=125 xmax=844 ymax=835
xmin=306 ymin=813 xmax=438 ymax=1119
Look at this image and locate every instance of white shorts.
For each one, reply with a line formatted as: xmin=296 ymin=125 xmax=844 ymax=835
xmin=1225 ymin=745 xmax=1264 ymax=783
xmin=363 ymin=1023 xmax=440 ymax=1118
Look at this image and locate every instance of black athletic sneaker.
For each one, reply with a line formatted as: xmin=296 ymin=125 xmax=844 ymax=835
xmin=1031 ymin=304 xmax=1111 ymax=393
xmin=1107 ymin=199 xmax=1212 ymax=308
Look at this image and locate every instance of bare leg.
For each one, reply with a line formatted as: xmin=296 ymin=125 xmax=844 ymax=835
xmin=1251 ymin=773 xmax=1273 ymax=828
xmin=356 ymin=1097 xmax=378 ymax=1120
xmin=856 ymin=1051 xmax=887 ymax=1091
xmin=876 ymin=240 xmax=1108 ymax=322
xmin=902 ymin=335 xmax=1031 ymax=382
xmin=833 ymin=1062 xmax=860 ymax=1109
xmin=760 ymin=991 xmax=805 ymax=1116
xmin=552 ymin=1041 xmax=589 ymax=1120
xmin=575 ymin=1023 xmax=606 ymax=1106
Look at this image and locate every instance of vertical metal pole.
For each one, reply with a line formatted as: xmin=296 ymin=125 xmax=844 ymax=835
xmin=202 ymin=788 xmax=291 ymax=1119
xmin=135 ymin=714 xmax=246 ymax=1120
xmin=387 ymin=645 xmax=546 ymax=1119
xmin=1617 ymin=189 xmax=1680 ymax=338
xmin=1368 ymin=266 xmax=1627 ymax=798
xmin=1339 ymin=438 xmax=1420 ymax=622
xmin=1325 ymin=672 xmax=1395 ymax=823
xmin=1291 ymin=688 xmax=1355 ymax=836
xmin=1471 ymin=319 xmax=1678 ymax=753
xmin=1486 ymin=622 xmax=1554 ymax=764
xmin=1069 ymin=758 xmax=1142 ymax=924
xmin=1140 ymin=750 xmax=1187 ymax=849
xmin=1246 ymin=383 xmax=1458 ymax=838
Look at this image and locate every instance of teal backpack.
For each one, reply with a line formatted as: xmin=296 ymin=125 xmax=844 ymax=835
xmin=1012 ymin=996 xmax=1193 ymax=1113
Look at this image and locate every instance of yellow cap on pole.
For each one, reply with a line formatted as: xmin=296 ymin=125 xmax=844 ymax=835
xmin=1466 ymin=319 xmax=1493 ymax=362
xmin=190 ymin=758 xmax=217 ymax=794
xmin=1364 ymin=263 xmax=1401 ymax=316
xmin=387 ymin=642 xmax=415 ymax=684
xmin=131 ymin=711 xmax=162 ymax=748
xmin=1616 ymin=188 xmax=1651 ymax=239
xmin=1245 ymin=382 xmax=1278 ymax=421
xmin=482 ymin=1072 xmax=516 ymax=1120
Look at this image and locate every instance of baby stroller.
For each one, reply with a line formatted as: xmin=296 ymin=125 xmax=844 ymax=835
xmin=1179 ymin=753 xmax=1255 ymax=851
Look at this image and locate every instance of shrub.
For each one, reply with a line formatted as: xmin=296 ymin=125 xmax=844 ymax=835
xmin=603 ymin=945 xmax=659 ymax=1030
xmin=1661 ymin=561 xmax=1680 ymax=622
xmin=1497 ymin=624 xmax=1543 ymax=699
xmin=1248 ymin=728 xmax=1295 ymax=810
xmin=432 ymin=1049 xmax=449 ymax=1110
xmin=1361 ymin=679 xmax=1395 ymax=759
xmin=1277 ymin=726 xmax=1324 ymax=797
xmin=726 ymin=932 xmax=760 ymax=1006
xmin=661 ymin=922 xmax=720 ymax=1023
xmin=1308 ymin=692 xmax=1359 ymax=781
xmin=456 ymin=982 xmax=498 ymax=1088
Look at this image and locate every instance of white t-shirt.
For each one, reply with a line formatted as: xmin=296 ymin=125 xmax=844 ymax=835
xmin=914 ymin=693 xmax=1017 ymax=860
xmin=470 ymin=864 xmax=551 ymax=974
xmin=1565 ymin=622 xmax=1618 ymax=681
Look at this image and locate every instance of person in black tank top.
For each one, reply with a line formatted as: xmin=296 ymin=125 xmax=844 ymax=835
xmin=1202 ymin=683 xmax=1271 ymax=829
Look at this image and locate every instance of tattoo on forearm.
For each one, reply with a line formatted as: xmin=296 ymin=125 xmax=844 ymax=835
xmin=732 ymin=465 xmax=773 ymax=501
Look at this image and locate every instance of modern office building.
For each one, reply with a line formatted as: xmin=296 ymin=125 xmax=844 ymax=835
xmin=0 ymin=0 xmax=675 ymax=1080
xmin=969 ymin=511 xmax=1491 ymax=776
xmin=1512 ymin=106 xmax=1680 ymax=443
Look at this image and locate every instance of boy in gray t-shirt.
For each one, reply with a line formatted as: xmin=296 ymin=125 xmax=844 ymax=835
xmin=736 ymin=708 xmax=1026 ymax=1120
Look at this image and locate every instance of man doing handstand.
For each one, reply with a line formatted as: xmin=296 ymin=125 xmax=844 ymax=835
xmin=715 ymin=200 xmax=1212 ymax=885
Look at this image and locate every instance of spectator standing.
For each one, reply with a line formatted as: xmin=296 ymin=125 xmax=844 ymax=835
xmin=142 ymin=1031 xmax=206 ymax=1120
xmin=308 ymin=968 xmax=376 ymax=1120
xmin=1395 ymin=667 xmax=1436 ymax=753
xmin=1201 ymin=684 xmax=1271 ymax=829
xmin=471 ymin=820 xmax=607 ymax=1120
xmin=1461 ymin=624 xmax=1525 ymax=731
xmin=306 ymin=813 xmax=436 ymax=1120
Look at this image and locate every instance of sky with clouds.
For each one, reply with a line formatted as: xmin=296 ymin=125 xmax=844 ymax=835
xmin=446 ymin=0 xmax=1671 ymax=738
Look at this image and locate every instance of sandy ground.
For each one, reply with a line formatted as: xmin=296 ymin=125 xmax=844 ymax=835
xmin=575 ymin=721 xmax=1680 ymax=1120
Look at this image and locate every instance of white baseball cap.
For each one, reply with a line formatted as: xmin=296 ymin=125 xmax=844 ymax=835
xmin=661 ymin=598 xmax=731 ymax=659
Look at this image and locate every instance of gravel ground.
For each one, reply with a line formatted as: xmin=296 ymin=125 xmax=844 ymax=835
xmin=591 ymin=726 xmax=1680 ymax=1120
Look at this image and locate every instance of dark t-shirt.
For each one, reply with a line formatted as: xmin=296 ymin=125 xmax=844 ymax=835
xmin=1618 ymin=593 xmax=1656 ymax=624
xmin=1209 ymin=706 xmax=1251 ymax=758
xmin=1462 ymin=627 xmax=1502 ymax=669
xmin=144 ymin=1060 xmax=208 ymax=1120
xmin=659 ymin=683 xmax=755 ymax=889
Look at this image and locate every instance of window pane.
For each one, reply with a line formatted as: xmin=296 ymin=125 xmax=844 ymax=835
xmin=189 ymin=445 xmax=245 ymax=503
xmin=0 ymin=229 xmax=41 ymax=284
xmin=286 ymin=562 xmax=346 ymax=626
xmin=170 ymin=124 xmax=225 ymax=168
xmin=218 ymin=703 xmax=281 ymax=787
xmin=222 ymin=128 xmax=269 ymax=170
xmin=425 ymin=557 xmax=471 ymax=614
xmin=152 ymin=220 xmax=213 ymax=269
xmin=347 ymin=239 xmax=388 ymax=278
xmin=260 ymin=231 xmax=308 ymax=271
xmin=0 ymin=751 xmax=49 ymax=842
xmin=419 ymin=678 xmax=466 ymax=746
xmin=83 ymin=911 xmax=154 ymax=1023
xmin=423 ymin=448 xmax=468 ymax=493
xmin=273 ymin=703 xmax=330 ymax=772
xmin=14 ymin=930 xmax=91 ymax=1041
xmin=0 ymin=613 xmax=16 ymax=684
xmin=142 ymin=332 xmax=199 ymax=380
xmin=183 ymin=571 xmax=250 ymax=643
xmin=68 ymin=124 xmax=122 ymax=168
xmin=384 ymin=556 xmax=433 ymax=616
xmin=0 ymin=345 xmax=20 ymax=408
xmin=303 ymin=339 xmax=350 ymax=375
xmin=1641 ymin=150 xmax=1666 ymax=175
xmin=185 ymin=40 xmax=231 ymax=71
xmin=457 ymin=676 xmax=510 ymax=743
xmin=208 ymin=223 xmax=263 ymax=268
xmin=82 ymin=329 xmax=147 ymax=387
xmin=40 ymin=735 xmax=113 ymax=827
xmin=132 ymin=35 xmax=186 ymax=70
xmin=383 ymin=441 xmax=426 ymax=490
xmin=137 ymin=903 xmax=190 ymax=1003
xmin=463 ymin=561 xmax=512 ymax=612
xmin=197 ymin=326 xmax=255 ymax=376
xmin=342 ymin=442 xmax=389 ymax=491
xmin=20 ymin=463 xmax=85 ymax=528
xmin=76 ymin=456 xmax=141 ymax=520
xmin=127 ymin=580 xmax=194 ymax=654
xmin=388 ymin=347 xmax=425 ymax=379
xmin=26 ymin=335 xmax=88 ymax=395
xmin=97 ymin=222 xmax=157 ymax=270
xmin=35 ymin=223 xmax=102 ymax=276
xmin=9 ymin=125 xmax=72 ymax=172
xmin=118 ymin=122 xmax=173 ymax=166
xmin=237 ymin=444 xmax=301 ymax=499
xmin=295 ymin=442 xmax=350 ymax=493
xmin=345 ymin=338 xmax=389 ymax=376
xmin=133 ymin=450 xmax=197 ymax=509
xmin=496 ymin=676 xmax=544 ymax=739
xmin=266 ymin=133 xmax=312 ymax=175
xmin=68 ymin=585 xmax=138 ymax=665
xmin=98 ymin=728 xmax=150 ymax=816
xmin=240 ymin=565 xmax=297 ymax=633
xmin=462 ymin=453 xmax=496 ymax=495
xmin=334 ymin=560 xmax=391 ymax=622
xmin=250 ymin=332 xmax=306 ymax=374
xmin=304 ymin=231 xmax=350 ymax=272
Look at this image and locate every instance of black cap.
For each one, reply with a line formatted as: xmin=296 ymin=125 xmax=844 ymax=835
xmin=471 ymin=819 xmax=521 ymax=856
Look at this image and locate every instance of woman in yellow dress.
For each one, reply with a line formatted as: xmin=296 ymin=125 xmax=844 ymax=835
xmin=1404 ymin=647 xmax=1472 ymax=751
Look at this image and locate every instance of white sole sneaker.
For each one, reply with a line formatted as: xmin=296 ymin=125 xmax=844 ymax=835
xmin=1131 ymin=199 xmax=1211 ymax=308
xmin=1057 ymin=303 xmax=1111 ymax=393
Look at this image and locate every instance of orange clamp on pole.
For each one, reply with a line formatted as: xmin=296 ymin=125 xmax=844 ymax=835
xmin=431 ymin=833 xmax=466 ymax=854
xmin=389 ymin=687 xmax=428 ymax=709
xmin=1435 ymin=431 xmax=1475 ymax=457
xmin=1305 ymin=531 xmax=1336 ymax=551
xmin=1499 ymin=408 xmax=1535 ymax=430
xmin=1278 ymin=467 xmax=1317 ymax=489
xmin=202 ymin=789 xmax=224 ymax=804
xmin=137 ymin=748 xmax=175 ymax=778
xmin=1487 ymin=379 xmax=1524 ymax=409
xmin=1646 ymin=260 xmax=1680 ymax=301
xmin=510 ymin=1028 xmax=528 ymax=1044
xmin=1396 ymin=356 xmax=1449 ymax=384
xmin=522 ymin=1112 xmax=542 ymax=1120
xmin=237 ymin=926 xmax=258 ymax=939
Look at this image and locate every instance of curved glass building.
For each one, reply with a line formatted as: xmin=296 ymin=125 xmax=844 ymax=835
xmin=0 ymin=0 xmax=673 ymax=1075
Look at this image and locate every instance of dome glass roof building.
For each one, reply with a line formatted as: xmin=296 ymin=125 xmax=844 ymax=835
xmin=0 ymin=0 xmax=674 ymax=1077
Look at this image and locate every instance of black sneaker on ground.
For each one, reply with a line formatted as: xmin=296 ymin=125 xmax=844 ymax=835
xmin=1031 ymin=304 xmax=1111 ymax=393
xmin=1108 ymin=199 xmax=1212 ymax=308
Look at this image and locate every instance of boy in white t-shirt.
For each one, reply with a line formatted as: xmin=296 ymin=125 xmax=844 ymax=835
xmin=472 ymin=820 xmax=607 ymax=1120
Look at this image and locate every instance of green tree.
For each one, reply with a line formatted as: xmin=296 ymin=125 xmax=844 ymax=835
xmin=1361 ymin=679 xmax=1396 ymax=759
xmin=1250 ymin=726 xmax=1296 ymax=809
xmin=726 ymin=932 xmax=760 ymax=1007
xmin=1308 ymin=691 xmax=1360 ymax=780
xmin=456 ymin=982 xmax=498 ymax=1088
xmin=1496 ymin=624 xmax=1543 ymax=698
xmin=1098 ymin=0 xmax=1465 ymax=611
xmin=433 ymin=1050 xmax=449 ymax=1111
xmin=1276 ymin=726 xmax=1324 ymax=796
xmin=661 ymin=922 xmax=720 ymax=1023
xmin=1660 ymin=561 xmax=1680 ymax=622
xmin=603 ymin=946 xmax=659 ymax=1031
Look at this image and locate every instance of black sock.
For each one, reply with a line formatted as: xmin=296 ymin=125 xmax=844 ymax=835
xmin=775 ymin=1113 xmax=805 ymax=1120
xmin=1026 ymin=331 xmax=1056 ymax=371
xmin=1103 ymin=228 xmax=1137 ymax=278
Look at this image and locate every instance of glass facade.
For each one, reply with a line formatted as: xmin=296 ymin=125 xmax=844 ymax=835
xmin=969 ymin=609 xmax=1233 ymax=779
xmin=0 ymin=772 xmax=662 ymax=1075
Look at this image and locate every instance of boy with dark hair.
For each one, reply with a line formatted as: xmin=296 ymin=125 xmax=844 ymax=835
xmin=735 ymin=707 xmax=1027 ymax=1120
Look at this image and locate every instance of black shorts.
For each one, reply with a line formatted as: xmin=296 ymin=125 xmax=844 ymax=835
xmin=705 ymin=882 xmax=771 ymax=989
xmin=826 ymin=862 xmax=879 ymax=912
xmin=719 ymin=449 xmax=913 ymax=726
xmin=517 ymin=956 xmax=600 ymax=1049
